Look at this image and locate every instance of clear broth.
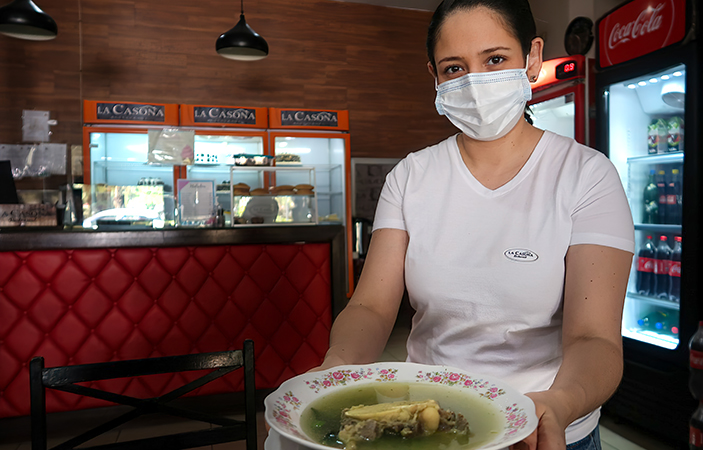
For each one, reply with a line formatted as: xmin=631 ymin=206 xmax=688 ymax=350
xmin=301 ymin=382 xmax=503 ymax=450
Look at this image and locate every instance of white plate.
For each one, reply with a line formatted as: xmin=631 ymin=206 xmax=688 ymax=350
xmin=265 ymin=428 xmax=307 ymax=450
xmin=264 ymin=362 xmax=538 ymax=450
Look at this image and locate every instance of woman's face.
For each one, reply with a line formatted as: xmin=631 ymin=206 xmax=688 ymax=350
xmin=430 ymin=7 xmax=540 ymax=84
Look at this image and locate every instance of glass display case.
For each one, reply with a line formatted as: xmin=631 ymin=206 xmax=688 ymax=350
xmin=230 ymin=166 xmax=318 ymax=226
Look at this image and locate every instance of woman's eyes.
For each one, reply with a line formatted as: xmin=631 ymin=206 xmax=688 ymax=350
xmin=487 ymin=55 xmax=506 ymax=65
xmin=441 ymin=55 xmax=507 ymax=76
xmin=444 ymin=65 xmax=464 ymax=75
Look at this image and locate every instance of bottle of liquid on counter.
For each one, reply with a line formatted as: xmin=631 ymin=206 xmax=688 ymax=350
xmin=642 ymin=170 xmax=659 ymax=224
xmin=657 ymin=170 xmax=667 ymax=225
xmin=669 ymin=236 xmax=682 ymax=302
xmin=636 ymin=235 xmax=655 ymax=296
xmin=653 ymin=236 xmax=672 ymax=299
xmin=691 ymin=402 xmax=703 ymax=450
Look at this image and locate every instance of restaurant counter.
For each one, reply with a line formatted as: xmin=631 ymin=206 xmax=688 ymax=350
xmin=0 ymin=225 xmax=347 ymax=418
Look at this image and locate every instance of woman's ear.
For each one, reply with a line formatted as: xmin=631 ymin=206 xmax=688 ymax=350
xmin=427 ymin=61 xmax=437 ymax=79
xmin=528 ymin=37 xmax=544 ymax=83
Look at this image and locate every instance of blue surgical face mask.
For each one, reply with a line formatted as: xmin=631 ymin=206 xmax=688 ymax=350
xmin=435 ymin=56 xmax=532 ymax=141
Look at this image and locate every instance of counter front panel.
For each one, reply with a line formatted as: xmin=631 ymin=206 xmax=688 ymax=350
xmin=0 ymin=240 xmax=334 ymax=418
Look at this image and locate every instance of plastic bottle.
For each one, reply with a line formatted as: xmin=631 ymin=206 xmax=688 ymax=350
xmin=642 ymin=170 xmax=659 ymax=224
xmin=653 ymin=236 xmax=672 ymax=299
xmin=667 ymin=169 xmax=682 ymax=224
xmin=656 ymin=170 xmax=667 ymax=225
xmin=669 ymin=236 xmax=682 ymax=302
xmin=690 ymin=322 xmax=703 ymax=400
xmin=636 ymin=235 xmax=655 ymax=296
xmin=691 ymin=402 xmax=703 ymax=449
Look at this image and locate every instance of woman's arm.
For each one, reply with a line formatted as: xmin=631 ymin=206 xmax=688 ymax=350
xmin=520 ymin=243 xmax=633 ymax=450
xmin=318 ymin=228 xmax=409 ymax=370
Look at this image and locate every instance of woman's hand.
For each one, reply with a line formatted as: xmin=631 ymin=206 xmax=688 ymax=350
xmin=510 ymin=392 xmax=567 ymax=450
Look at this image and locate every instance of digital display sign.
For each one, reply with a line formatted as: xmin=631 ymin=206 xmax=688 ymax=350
xmin=556 ymin=60 xmax=578 ymax=80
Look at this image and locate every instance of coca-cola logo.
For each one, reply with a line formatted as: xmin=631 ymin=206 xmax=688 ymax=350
xmin=598 ymin=0 xmax=686 ymax=68
xmin=608 ymin=3 xmax=664 ymax=49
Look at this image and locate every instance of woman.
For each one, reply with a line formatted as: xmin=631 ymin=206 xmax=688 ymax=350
xmin=318 ymin=1 xmax=635 ymax=449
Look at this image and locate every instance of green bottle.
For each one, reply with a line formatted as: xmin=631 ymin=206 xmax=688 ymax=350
xmin=643 ymin=169 xmax=659 ymax=224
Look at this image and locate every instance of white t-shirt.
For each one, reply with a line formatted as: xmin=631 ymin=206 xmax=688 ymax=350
xmin=373 ymin=131 xmax=635 ymax=444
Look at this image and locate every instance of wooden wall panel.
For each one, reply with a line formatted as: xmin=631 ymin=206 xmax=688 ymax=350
xmin=0 ymin=0 xmax=456 ymax=161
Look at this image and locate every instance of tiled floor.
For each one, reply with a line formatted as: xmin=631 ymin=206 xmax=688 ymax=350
xmin=0 ymin=320 xmax=680 ymax=450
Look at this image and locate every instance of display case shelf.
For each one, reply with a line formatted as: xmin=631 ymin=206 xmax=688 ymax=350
xmin=626 ymin=292 xmax=680 ymax=310
xmin=634 ymin=224 xmax=682 ymax=233
xmin=627 ymin=152 xmax=684 ymax=164
xmin=230 ymin=166 xmax=318 ymax=227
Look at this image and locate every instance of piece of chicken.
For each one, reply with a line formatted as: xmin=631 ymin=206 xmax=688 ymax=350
xmin=338 ymin=399 xmax=468 ymax=448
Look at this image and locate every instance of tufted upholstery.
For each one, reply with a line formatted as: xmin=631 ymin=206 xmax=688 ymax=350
xmin=0 ymin=243 xmax=332 ymax=418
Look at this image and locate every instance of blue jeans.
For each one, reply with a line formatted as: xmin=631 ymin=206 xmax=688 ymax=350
xmin=567 ymin=426 xmax=601 ymax=450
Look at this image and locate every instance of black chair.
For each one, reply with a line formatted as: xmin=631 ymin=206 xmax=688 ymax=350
xmin=30 ymin=340 xmax=257 ymax=450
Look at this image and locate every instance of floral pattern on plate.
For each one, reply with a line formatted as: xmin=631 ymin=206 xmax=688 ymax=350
xmin=415 ymin=369 xmax=507 ymax=399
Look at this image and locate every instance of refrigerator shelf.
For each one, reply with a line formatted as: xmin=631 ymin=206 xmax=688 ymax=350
xmin=633 ymin=224 xmax=682 ymax=233
xmin=626 ymin=292 xmax=680 ymax=310
xmin=622 ymin=328 xmax=678 ymax=350
xmin=627 ymin=153 xmax=684 ymax=165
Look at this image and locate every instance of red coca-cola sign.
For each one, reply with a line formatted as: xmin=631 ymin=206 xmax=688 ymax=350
xmin=598 ymin=0 xmax=687 ymax=68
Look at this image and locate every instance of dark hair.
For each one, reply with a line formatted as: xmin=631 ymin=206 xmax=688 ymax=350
xmin=427 ymin=0 xmax=538 ymax=72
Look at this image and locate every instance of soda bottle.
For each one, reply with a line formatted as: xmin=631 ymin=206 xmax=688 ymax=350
xmin=689 ymin=322 xmax=703 ymax=400
xmin=691 ymin=402 xmax=703 ymax=449
xmin=642 ymin=170 xmax=659 ymax=224
xmin=656 ymin=170 xmax=667 ymax=224
xmin=669 ymin=236 xmax=682 ymax=302
xmin=653 ymin=235 xmax=672 ymax=299
xmin=636 ymin=235 xmax=655 ymax=296
xmin=667 ymin=169 xmax=682 ymax=224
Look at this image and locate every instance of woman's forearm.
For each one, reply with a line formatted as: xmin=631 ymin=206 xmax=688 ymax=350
xmin=321 ymin=302 xmax=399 ymax=369
xmin=319 ymin=228 xmax=410 ymax=370
xmin=542 ymin=336 xmax=624 ymax=429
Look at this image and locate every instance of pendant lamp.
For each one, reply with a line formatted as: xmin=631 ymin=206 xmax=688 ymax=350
xmin=216 ymin=0 xmax=268 ymax=61
xmin=0 ymin=0 xmax=57 ymax=41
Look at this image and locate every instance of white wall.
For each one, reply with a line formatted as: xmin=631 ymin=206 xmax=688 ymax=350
xmin=530 ymin=0 xmax=623 ymax=60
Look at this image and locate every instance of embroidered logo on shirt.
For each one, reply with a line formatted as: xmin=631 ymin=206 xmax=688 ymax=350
xmin=504 ymin=248 xmax=539 ymax=262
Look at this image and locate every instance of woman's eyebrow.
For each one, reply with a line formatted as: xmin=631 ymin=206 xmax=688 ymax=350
xmin=437 ymin=56 xmax=463 ymax=65
xmin=480 ymin=46 xmax=511 ymax=54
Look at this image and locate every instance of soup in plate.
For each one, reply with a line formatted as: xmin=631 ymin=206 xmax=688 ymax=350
xmin=300 ymin=382 xmax=503 ymax=450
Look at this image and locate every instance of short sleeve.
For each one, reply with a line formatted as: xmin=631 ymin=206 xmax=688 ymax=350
xmin=372 ymin=159 xmax=409 ymax=232
xmin=570 ymin=153 xmax=635 ymax=253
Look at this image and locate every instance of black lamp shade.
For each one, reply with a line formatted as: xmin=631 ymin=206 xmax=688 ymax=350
xmin=216 ymin=14 xmax=268 ymax=61
xmin=0 ymin=0 xmax=57 ymax=41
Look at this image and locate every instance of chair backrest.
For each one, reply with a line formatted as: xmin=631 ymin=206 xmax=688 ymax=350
xmin=30 ymin=339 xmax=257 ymax=450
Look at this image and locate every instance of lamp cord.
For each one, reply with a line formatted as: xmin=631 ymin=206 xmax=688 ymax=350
xmin=241 ymin=0 xmax=244 ymax=14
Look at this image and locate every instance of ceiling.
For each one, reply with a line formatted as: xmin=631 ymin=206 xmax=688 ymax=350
xmin=330 ymin=0 xmax=442 ymax=11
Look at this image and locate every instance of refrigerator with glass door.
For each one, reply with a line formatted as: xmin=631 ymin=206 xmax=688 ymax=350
xmin=179 ymin=104 xmax=269 ymax=218
xmin=594 ymin=0 xmax=701 ymax=444
xmin=267 ymin=108 xmax=353 ymax=297
xmin=529 ymin=55 xmax=594 ymax=145
xmin=82 ymin=100 xmax=182 ymax=228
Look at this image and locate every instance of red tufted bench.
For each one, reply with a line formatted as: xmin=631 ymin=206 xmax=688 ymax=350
xmin=0 ymin=240 xmax=335 ymax=418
